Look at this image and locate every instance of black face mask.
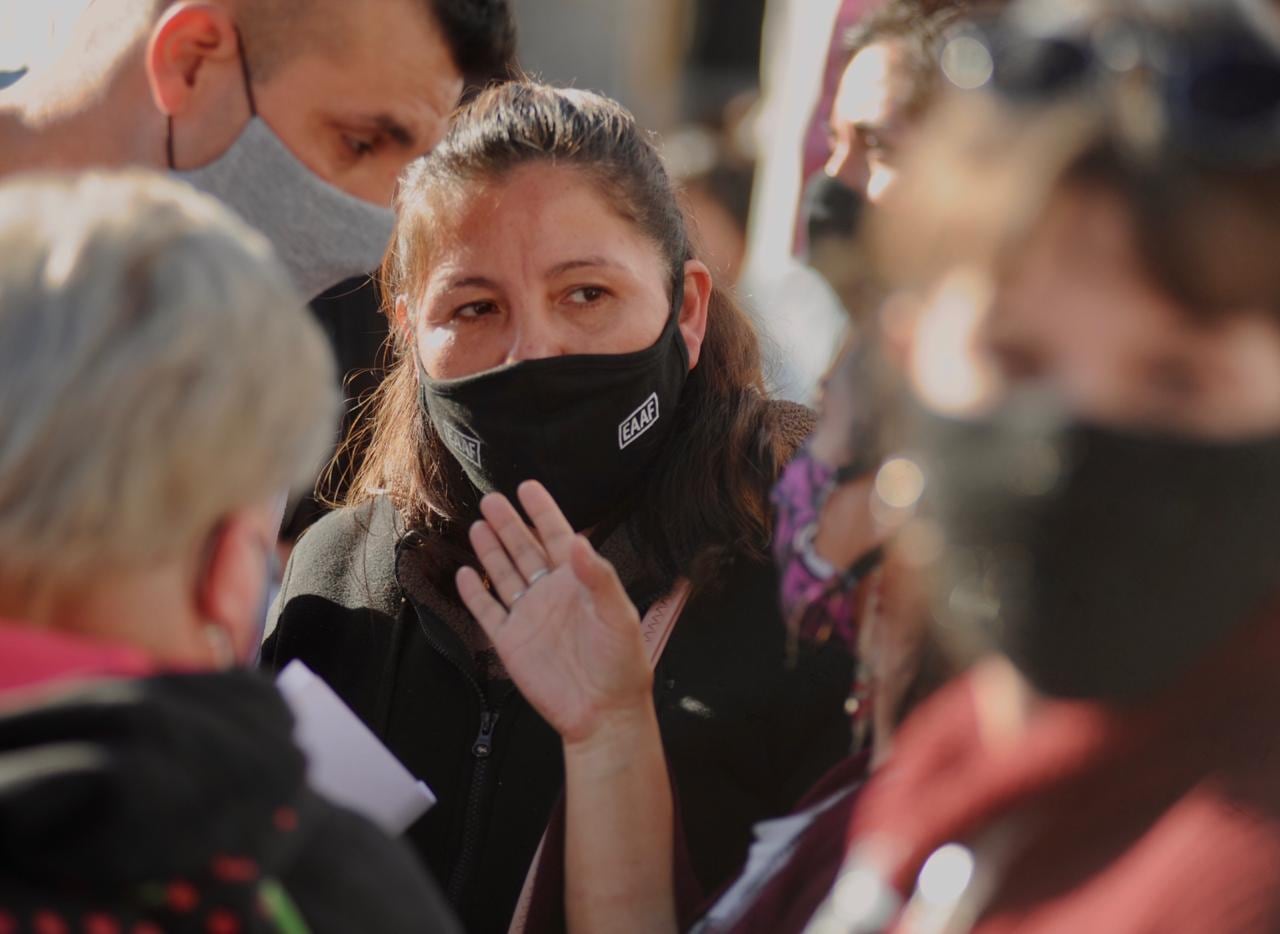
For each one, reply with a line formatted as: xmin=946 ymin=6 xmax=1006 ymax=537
xmin=418 ymin=286 xmax=690 ymax=531
xmin=908 ymin=392 xmax=1280 ymax=702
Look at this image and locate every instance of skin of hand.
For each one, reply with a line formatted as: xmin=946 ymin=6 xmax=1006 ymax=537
xmin=455 ymin=480 xmax=655 ymax=745
xmin=456 ymin=480 xmax=678 ymax=933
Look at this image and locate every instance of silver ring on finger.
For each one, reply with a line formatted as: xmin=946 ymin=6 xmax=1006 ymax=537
xmin=508 ymin=588 xmax=527 ymax=607
xmin=526 ymin=568 xmax=551 ymax=586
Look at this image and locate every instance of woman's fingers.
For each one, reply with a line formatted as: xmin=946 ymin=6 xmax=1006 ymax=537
xmin=570 ymin=535 xmax=636 ymax=625
xmin=456 ymin=566 xmax=508 ymax=640
xmin=480 ymin=492 xmax=552 ymax=582
xmin=518 ymin=480 xmax=577 ymax=566
xmin=469 ymin=519 xmax=529 ymax=607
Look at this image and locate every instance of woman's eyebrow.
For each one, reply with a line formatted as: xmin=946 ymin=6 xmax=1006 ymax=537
xmin=544 ymin=256 xmax=624 ymax=278
xmin=445 ymin=274 xmax=500 ymax=291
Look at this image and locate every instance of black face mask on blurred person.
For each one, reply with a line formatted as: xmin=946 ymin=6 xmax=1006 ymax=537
xmin=418 ymin=280 xmax=690 ymax=531
xmin=802 ymin=173 xmax=864 ymax=249
xmin=910 ymin=392 xmax=1280 ymax=702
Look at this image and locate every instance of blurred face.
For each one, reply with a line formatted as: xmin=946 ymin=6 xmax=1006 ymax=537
xmin=909 ymin=186 xmax=1280 ymax=438
xmin=249 ymin=2 xmax=462 ymax=206
xmin=826 ymin=39 xmax=917 ymax=205
xmin=409 ymin=163 xmax=707 ymax=379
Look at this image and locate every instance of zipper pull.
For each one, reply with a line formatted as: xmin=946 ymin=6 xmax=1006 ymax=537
xmin=472 ymin=710 xmax=498 ymax=758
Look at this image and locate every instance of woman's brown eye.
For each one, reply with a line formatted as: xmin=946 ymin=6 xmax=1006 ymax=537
xmin=456 ymin=302 xmax=496 ymax=320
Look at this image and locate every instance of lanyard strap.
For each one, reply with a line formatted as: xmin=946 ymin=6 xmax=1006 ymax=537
xmin=641 ymin=578 xmax=692 ymax=666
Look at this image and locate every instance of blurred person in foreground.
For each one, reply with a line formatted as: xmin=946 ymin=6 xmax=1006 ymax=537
xmin=0 ymin=0 xmax=515 ymax=299
xmin=0 ymin=172 xmax=459 ymax=933
xmin=807 ymin=1 xmax=1280 ymax=930
xmin=762 ymin=1 xmax=967 ymax=404
xmin=263 ymin=82 xmax=855 ymax=933
xmin=771 ymin=0 xmax=976 ymax=682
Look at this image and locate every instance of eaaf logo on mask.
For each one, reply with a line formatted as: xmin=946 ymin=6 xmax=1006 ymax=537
xmin=619 ymin=392 xmax=661 ymax=451
xmin=442 ymin=421 xmax=483 ymax=468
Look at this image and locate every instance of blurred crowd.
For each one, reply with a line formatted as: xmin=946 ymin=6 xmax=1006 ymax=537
xmin=3 ymin=1 xmax=1280 ymax=933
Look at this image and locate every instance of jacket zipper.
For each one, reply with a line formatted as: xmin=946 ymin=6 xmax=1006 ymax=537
xmin=411 ymin=606 xmax=504 ymax=907
xmin=447 ymin=709 xmax=501 ymax=903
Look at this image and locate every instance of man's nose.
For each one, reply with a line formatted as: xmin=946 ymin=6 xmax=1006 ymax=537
xmin=824 ymin=141 xmax=870 ymax=197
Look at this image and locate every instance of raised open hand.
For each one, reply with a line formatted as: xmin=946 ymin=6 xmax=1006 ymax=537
xmin=456 ymin=481 xmax=652 ymax=745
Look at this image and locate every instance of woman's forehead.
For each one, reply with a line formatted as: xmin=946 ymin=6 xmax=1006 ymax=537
xmin=419 ymin=166 xmax=666 ymax=286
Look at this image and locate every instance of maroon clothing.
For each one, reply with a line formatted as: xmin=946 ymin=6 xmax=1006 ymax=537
xmin=516 ymin=754 xmax=871 ymax=934
xmin=701 ymin=752 xmax=869 ymax=934
xmin=845 ymin=612 xmax=1280 ymax=933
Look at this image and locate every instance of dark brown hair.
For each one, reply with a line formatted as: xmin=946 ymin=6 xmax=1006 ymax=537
xmin=343 ymin=82 xmax=788 ymax=592
xmin=235 ymin=0 xmax=516 ymax=86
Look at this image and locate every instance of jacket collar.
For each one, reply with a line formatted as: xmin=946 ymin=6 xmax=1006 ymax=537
xmin=0 ymin=620 xmax=153 ymax=698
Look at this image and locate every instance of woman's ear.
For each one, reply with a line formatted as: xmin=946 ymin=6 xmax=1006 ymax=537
xmin=145 ymin=2 xmax=240 ymax=117
xmin=678 ymin=259 xmax=713 ymax=371
xmin=393 ymin=294 xmax=415 ymax=344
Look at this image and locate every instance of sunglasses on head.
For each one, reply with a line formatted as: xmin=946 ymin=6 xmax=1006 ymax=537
xmin=940 ymin=4 xmax=1280 ymax=167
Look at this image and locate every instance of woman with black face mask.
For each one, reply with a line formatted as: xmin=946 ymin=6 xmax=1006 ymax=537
xmin=807 ymin=2 xmax=1280 ymax=931
xmin=262 ymin=82 xmax=856 ymax=933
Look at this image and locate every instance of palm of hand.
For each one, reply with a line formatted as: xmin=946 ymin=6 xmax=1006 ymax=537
xmin=491 ymin=564 xmax=650 ymax=744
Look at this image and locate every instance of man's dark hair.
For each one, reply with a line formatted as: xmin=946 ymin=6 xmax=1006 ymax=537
xmin=235 ymin=0 xmax=516 ymax=87
xmin=428 ymin=0 xmax=518 ymax=89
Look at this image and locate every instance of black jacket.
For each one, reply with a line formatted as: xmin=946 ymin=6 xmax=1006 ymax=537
xmin=264 ymin=487 xmax=855 ymax=933
xmin=0 ymin=671 xmax=459 ymax=933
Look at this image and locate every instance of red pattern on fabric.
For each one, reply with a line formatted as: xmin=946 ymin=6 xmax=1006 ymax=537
xmin=210 ymin=856 xmax=258 ymax=884
xmin=84 ymin=914 xmax=122 ymax=934
xmin=273 ymin=806 xmax=298 ymax=832
xmin=166 ymin=881 xmax=200 ymax=913
xmin=205 ymin=909 xmax=241 ymax=934
xmin=33 ymin=911 xmax=68 ymax=934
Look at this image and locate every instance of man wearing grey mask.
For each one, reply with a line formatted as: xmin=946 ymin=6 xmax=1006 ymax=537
xmin=0 ymin=0 xmax=515 ymax=299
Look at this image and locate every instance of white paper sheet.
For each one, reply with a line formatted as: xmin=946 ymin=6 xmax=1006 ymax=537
xmin=277 ymin=660 xmax=436 ymax=835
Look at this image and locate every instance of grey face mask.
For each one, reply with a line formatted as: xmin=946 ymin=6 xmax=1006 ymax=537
xmin=168 ymin=33 xmax=395 ymax=300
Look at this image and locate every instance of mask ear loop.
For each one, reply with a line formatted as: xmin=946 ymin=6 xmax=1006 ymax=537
xmin=166 ymin=26 xmax=258 ymax=169
xmin=232 ymin=27 xmax=259 ymax=118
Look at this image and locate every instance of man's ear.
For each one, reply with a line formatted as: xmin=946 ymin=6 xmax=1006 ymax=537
xmin=195 ymin=511 xmax=269 ymax=664
xmin=678 ymin=259 xmax=713 ymax=372
xmin=145 ymin=2 xmax=241 ymax=117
